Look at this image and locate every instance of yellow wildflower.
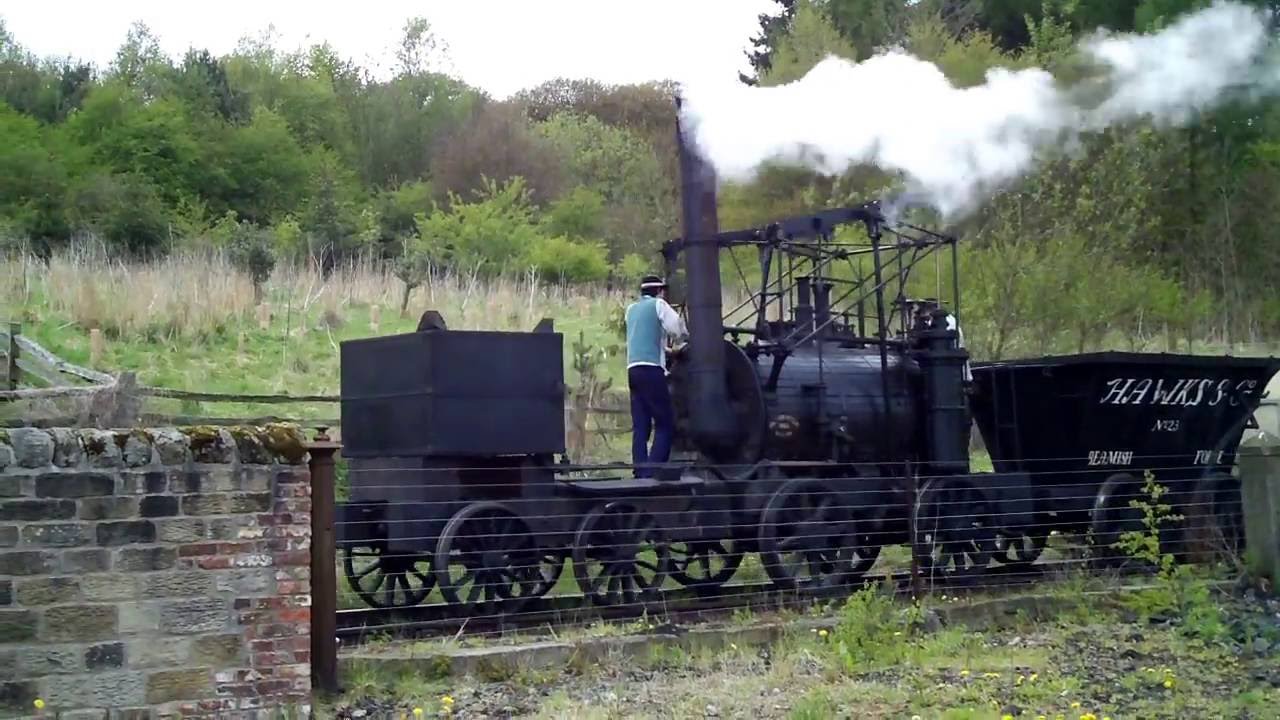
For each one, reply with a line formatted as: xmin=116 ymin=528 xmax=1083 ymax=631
xmin=413 ymin=708 xmax=424 ymax=718
xmin=1163 ymin=678 xmax=1174 ymax=689
xmin=960 ymin=670 xmax=970 ymax=677
xmin=1070 ymin=702 xmax=1082 ymax=709
xmin=1029 ymin=673 xmax=1039 ymax=682
xmin=1016 ymin=674 xmax=1025 ymax=686
xmin=1003 ymin=715 xmax=1014 ymax=720
xmin=984 ymin=672 xmax=1001 ymax=679
xmin=1037 ymin=716 xmax=1047 ymax=720
xmin=33 ymin=699 xmax=45 ymax=710
xmin=818 ymin=629 xmax=829 ymax=638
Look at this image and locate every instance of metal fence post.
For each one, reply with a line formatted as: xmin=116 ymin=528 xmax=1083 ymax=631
xmin=6 ymin=322 xmax=18 ymax=391
xmin=308 ymin=427 xmax=341 ymax=694
xmin=1239 ymin=434 xmax=1280 ymax=592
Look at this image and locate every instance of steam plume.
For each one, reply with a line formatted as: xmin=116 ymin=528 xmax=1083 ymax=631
xmin=677 ymin=1 xmax=1279 ymax=220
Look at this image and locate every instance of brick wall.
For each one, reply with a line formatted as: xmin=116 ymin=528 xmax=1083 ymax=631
xmin=0 ymin=425 xmax=313 ymax=720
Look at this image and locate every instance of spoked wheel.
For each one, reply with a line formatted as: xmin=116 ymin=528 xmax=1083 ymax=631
xmin=758 ymin=479 xmax=865 ymax=592
xmin=1185 ymin=472 xmax=1244 ymax=564
xmin=913 ymin=477 xmax=998 ymax=579
xmin=670 ymin=540 xmax=744 ymax=594
xmin=1089 ymin=473 xmax=1152 ymax=570
xmin=342 ymin=542 xmax=435 ymax=608
xmin=531 ymin=548 xmax=568 ymax=597
xmin=992 ymin=530 xmax=1049 ymax=569
xmin=572 ymin=502 xmax=670 ymax=607
xmin=433 ymin=502 xmax=545 ymax=615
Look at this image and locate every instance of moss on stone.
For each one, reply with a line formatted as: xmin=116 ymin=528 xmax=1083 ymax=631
xmin=82 ymin=431 xmax=109 ymax=455
xmin=262 ymin=423 xmax=308 ymax=464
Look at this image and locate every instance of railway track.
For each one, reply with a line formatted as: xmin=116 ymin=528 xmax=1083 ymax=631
xmin=335 ymin=560 xmax=1118 ymax=644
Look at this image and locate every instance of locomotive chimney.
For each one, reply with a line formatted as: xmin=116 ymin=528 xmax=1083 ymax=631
xmin=674 ymin=95 xmax=737 ymax=454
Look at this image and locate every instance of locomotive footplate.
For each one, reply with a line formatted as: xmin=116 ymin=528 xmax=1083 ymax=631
xmin=557 ymin=474 xmax=708 ymax=497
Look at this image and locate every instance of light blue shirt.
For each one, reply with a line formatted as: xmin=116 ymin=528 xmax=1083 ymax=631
xmin=625 ymin=296 xmax=686 ymax=369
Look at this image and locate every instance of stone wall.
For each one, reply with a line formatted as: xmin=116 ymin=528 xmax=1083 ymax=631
xmin=0 ymin=425 xmax=313 ymax=719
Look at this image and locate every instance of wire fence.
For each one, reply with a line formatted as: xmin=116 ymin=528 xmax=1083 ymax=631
xmin=314 ymin=452 xmax=1254 ymax=654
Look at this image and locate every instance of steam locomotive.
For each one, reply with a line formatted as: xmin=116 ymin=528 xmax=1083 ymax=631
xmin=334 ymin=100 xmax=1280 ymax=612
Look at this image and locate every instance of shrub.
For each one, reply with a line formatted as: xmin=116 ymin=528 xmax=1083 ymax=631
xmin=523 ymin=235 xmax=609 ymax=283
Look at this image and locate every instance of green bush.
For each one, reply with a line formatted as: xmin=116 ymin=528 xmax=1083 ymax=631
xmin=523 ymin=235 xmax=609 ymax=283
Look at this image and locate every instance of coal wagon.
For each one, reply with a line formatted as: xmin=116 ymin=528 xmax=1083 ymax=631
xmin=969 ymin=352 xmax=1280 ymax=563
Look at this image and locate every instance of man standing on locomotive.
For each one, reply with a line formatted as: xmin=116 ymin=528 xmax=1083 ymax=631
xmin=625 ymin=275 xmax=687 ymax=478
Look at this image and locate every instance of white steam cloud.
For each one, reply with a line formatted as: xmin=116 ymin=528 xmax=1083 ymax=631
xmin=677 ymin=1 xmax=1279 ymax=220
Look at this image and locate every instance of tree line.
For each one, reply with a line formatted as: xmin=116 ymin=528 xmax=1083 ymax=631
xmin=3 ymin=1 xmax=1280 ymax=353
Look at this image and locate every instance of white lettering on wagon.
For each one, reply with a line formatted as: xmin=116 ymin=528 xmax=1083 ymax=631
xmin=1098 ymin=377 xmax=1259 ymax=407
xmin=1087 ymin=450 xmax=1134 ymax=466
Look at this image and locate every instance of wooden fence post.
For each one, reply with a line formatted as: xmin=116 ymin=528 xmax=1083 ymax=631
xmin=89 ymin=328 xmax=104 ymax=368
xmin=5 ymin=322 xmax=17 ymax=391
xmin=308 ymin=428 xmax=341 ymax=694
xmin=1239 ymin=434 xmax=1280 ymax=593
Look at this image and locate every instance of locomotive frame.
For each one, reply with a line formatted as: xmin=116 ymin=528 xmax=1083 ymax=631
xmin=334 ymin=97 xmax=1280 ymax=615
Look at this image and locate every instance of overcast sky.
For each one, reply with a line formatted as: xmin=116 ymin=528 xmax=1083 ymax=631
xmin=1 ymin=0 xmax=779 ymax=97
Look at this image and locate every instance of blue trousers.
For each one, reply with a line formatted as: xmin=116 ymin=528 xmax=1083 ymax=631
xmin=629 ymin=365 xmax=674 ymax=478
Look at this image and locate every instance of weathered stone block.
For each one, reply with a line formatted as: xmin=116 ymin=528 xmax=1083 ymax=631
xmin=42 ymin=605 xmax=118 ymax=642
xmin=0 ymin=550 xmax=56 ymax=575
xmin=205 ymin=517 xmax=251 ymax=541
xmin=118 ymin=471 xmax=167 ymax=495
xmin=231 ymin=493 xmax=272 ymax=513
xmin=189 ymin=428 xmax=234 ymax=464
xmin=43 ymin=671 xmax=146 ymax=708
xmin=0 ymin=610 xmax=36 ymax=643
xmin=123 ymin=433 xmax=153 ymax=467
xmin=81 ymin=574 xmax=139 ymax=601
xmin=141 ymin=571 xmax=214 ymax=599
xmin=156 ymin=518 xmax=205 ymax=543
xmin=152 ymin=428 xmax=190 ymax=466
xmin=118 ymin=602 xmax=160 ymax=635
xmin=0 ymin=476 xmax=20 ymax=497
xmin=115 ymin=546 xmax=177 ymax=572
xmin=0 ymin=580 xmax=10 ymax=606
xmin=96 ymin=520 xmax=156 ymax=546
xmin=36 ymin=472 xmax=115 ymax=498
xmin=20 ymin=521 xmax=91 ymax=547
xmin=127 ymin=637 xmax=189 ymax=668
xmin=0 ymin=680 xmax=38 ymax=713
xmin=191 ymin=634 xmax=244 ymax=665
xmin=115 ymin=709 xmax=155 ymax=720
xmin=86 ymin=642 xmax=126 ymax=670
xmin=160 ymin=598 xmax=226 ymax=634
xmin=0 ymin=648 xmax=13 ymax=677
xmin=262 ymin=423 xmax=308 ymax=464
xmin=181 ymin=493 xmax=233 ymax=515
xmin=15 ymin=576 xmax=81 ymax=605
xmin=15 ymin=645 xmax=82 ymax=674
xmin=50 ymin=427 xmax=85 ymax=467
xmin=238 ymin=468 xmax=274 ymax=493
xmin=0 ymin=443 xmax=12 ymax=470
xmin=0 ymin=525 xmax=15 ymax=547
xmin=170 ymin=470 xmax=206 ymax=494
xmin=0 ymin=498 xmax=76 ymax=521
xmin=59 ymin=710 xmax=110 ymax=720
xmin=140 ymin=495 xmax=180 ymax=517
xmin=230 ymin=427 xmax=272 ymax=465
xmin=213 ymin=568 xmax=274 ymax=596
xmin=146 ymin=668 xmax=213 ymax=704
xmin=79 ymin=496 xmax=140 ymax=520
xmin=61 ymin=548 xmax=111 ymax=573
xmin=79 ymin=429 xmax=123 ymax=468
xmin=10 ymin=427 xmax=55 ymax=468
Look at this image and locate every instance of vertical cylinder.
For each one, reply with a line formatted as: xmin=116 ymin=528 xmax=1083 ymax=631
xmin=795 ymin=276 xmax=813 ymax=334
xmin=674 ymin=95 xmax=736 ymax=454
xmin=813 ymin=281 xmax=833 ymax=338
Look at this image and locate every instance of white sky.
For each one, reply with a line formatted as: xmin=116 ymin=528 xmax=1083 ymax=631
xmin=1 ymin=0 xmax=780 ymax=97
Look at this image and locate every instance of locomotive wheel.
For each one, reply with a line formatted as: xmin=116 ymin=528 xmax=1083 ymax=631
xmin=758 ymin=479 xmax=866 ymax=592
xmin=433 ymin=502 xmax=544 ymax=615
xmin=1089 ymin=473 xmax=1153 ymax=569
xmin=669 ymin=540 xmax=744 ymax=593
xmin=992 ymin=531 xmax=1048 ymax=569
xmin=342 ymin=543 xmax=435 ymax=609
xmin=530 ymin=549 xmax=568 ymax=597
xmin=1184 ymin=472 xmax=1245 ymax=564
xmin=913 ymin=477 xmax=998 ymax=578
xmin=572 ymin=502 xmax=671 ymax=607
